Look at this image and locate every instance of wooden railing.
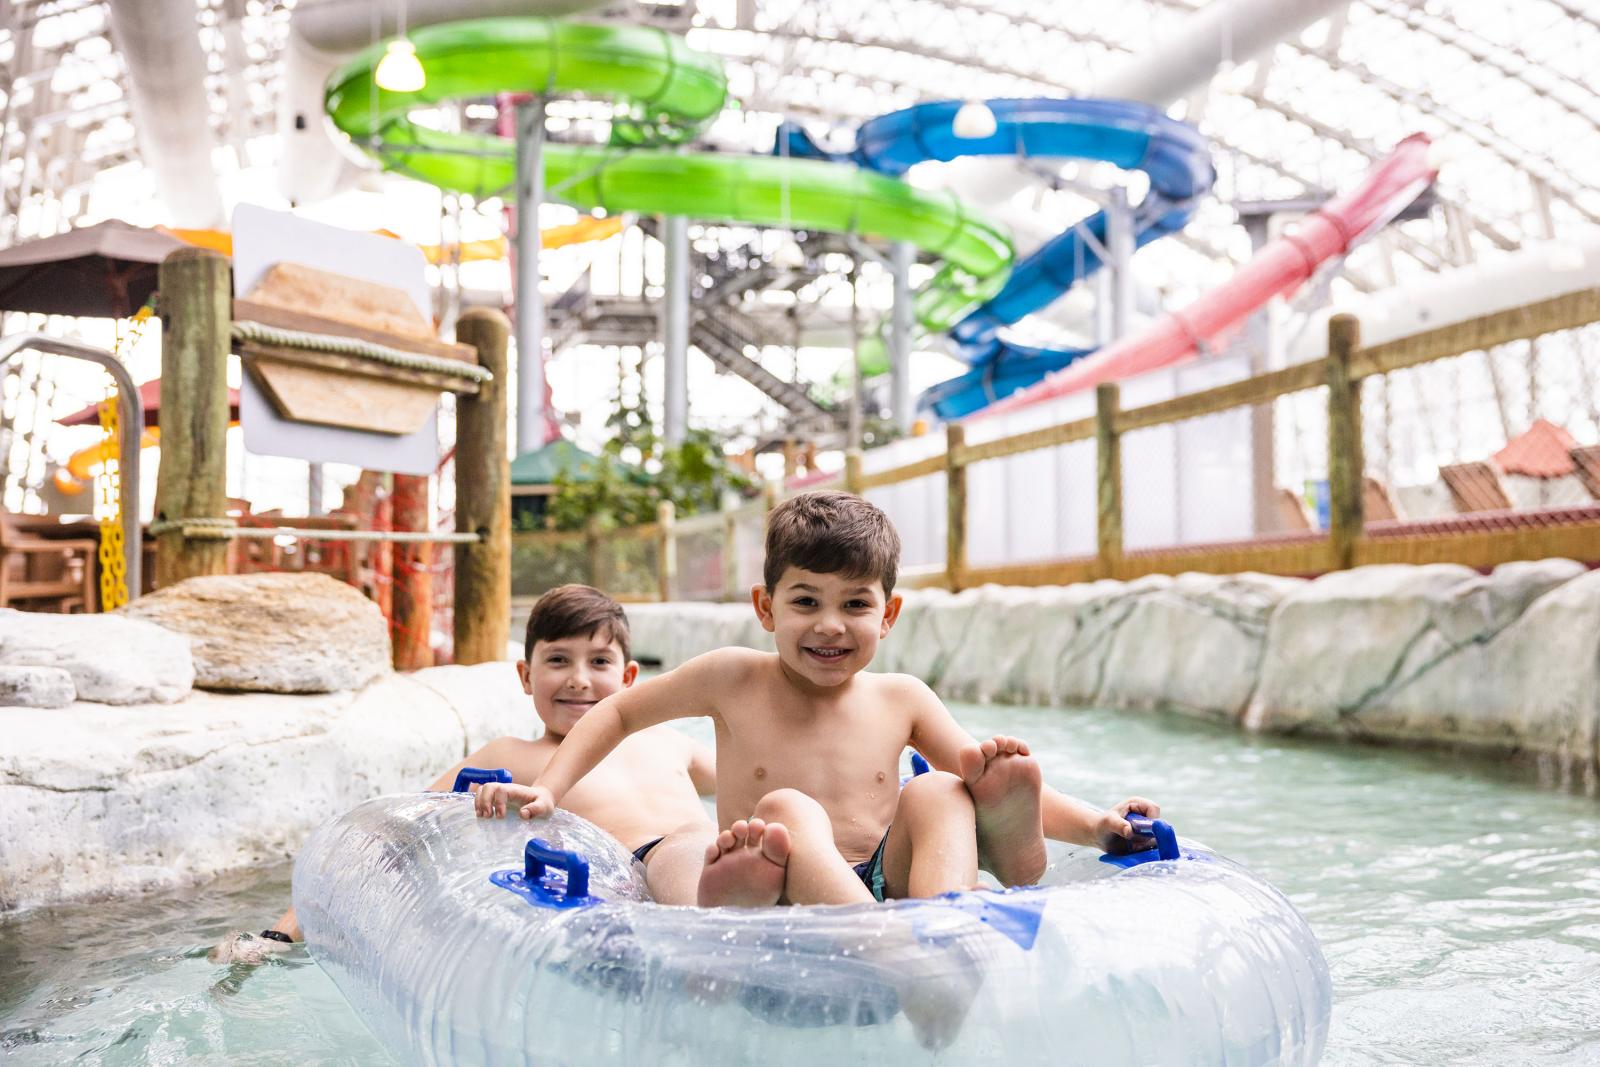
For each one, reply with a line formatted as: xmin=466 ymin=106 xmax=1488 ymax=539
xmin=515 ymin=287 xmax=1600 ymax=600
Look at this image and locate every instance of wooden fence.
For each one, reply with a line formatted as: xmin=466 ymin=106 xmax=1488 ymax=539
xmin=516 ymin=287 xmax=1600 ymax=600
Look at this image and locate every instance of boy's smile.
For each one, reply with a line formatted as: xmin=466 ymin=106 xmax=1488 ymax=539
xmin=754 ymin=567 xmax=902 ymax=689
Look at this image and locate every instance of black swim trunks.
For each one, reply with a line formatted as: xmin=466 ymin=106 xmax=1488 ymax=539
xmin=631 ymin=837 xmax=665 ymax=865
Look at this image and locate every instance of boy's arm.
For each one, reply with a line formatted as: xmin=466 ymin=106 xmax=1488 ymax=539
xmin=529 ymin=651 xmax=731 ymax=813
xmin=1043 ymin=787 xmax=1161 ymax=852
xmin=898 ymin=676 xmax=982 ymax=773
xmin=686 ymin=739 xmax=717 ymax=796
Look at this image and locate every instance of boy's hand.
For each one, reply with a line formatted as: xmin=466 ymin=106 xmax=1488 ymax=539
xmin=1096 ymin=797 xmax=1161 ymax=854
xmin=474 ymin=782 xmax=556 ymax=820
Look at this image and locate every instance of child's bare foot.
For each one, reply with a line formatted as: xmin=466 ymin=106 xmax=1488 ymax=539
xmin=696 ymin=818 xmax=790 ymax=907
xmin=959 ymin=735 xmax=1047 ymax=887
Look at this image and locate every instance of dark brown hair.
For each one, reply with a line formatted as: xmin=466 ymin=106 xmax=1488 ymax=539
xmin=523 ymin=584 xmax=631 ymax=663
xmin=763 ymin=490 xmax=901 ymax=595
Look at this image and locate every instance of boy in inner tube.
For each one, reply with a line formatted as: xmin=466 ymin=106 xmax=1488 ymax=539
xmin=481 ymin=492 xmax=1158 ymax=911
xmin=214 ymin=584 xmax=720 ymax=962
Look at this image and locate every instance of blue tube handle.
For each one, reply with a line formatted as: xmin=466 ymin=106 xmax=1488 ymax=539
xmin=909 ymin=751 xmax=931 ymax=776
xmin=525 ymin=838 xmax=590 ymax=901
xmin=1125 ymin=813 xmax=1181 ymax=861
xmin=452 ymin=766 xmax=512 ymax=793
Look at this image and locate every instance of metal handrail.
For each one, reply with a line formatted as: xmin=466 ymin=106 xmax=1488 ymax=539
xmin=0 ymin=332 xmax=143 ymax=598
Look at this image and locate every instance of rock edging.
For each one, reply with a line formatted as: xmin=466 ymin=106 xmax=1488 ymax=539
xmin=626 ymin=560 xmax=1600 ymax=788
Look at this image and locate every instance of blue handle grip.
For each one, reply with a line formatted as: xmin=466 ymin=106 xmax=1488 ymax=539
xmin=524 ymin=838 xmax=590 ymax=902
xmin=452 ymin=767 xmax=512 ymax=793
xmin=1126 ymin=814 xmax=1181 ymax=861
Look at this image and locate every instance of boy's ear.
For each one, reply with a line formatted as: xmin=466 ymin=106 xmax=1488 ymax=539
xmin=751 ymin=584 xmax=776 ymax=632
xmin=621 ymin=660 xmax=639 ymax=687
xmin=515 ymin=658 xmax=534 ymax=695
xmin=879 ymin=593 xmax=903 ymax=638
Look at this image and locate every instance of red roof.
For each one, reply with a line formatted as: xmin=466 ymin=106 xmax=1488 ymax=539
xmin=1493 ymin=419 xmax=1577 ymax=478
xmin=58 ymin=378 xmax=242 ymax=428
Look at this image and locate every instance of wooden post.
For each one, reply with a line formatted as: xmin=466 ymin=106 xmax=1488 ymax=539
xmin=782 ymin=439 xmax=798 ymax=481
xmin=584 ymin=514 xmax=603 ymax=588
xmin=1095 ymin=382 xmax=1123 ymax=577
xmin=762 ymin=479 xmax=779 ymax=514
xmin=153 ymin=247 xmax=231 ymax=587
xmin=945 ymin=422 xmax=967 ymax=591
xmin=1326 ymin=313 xmax=1365 ymax=570
xmin=390 ymin=473 xmax=432 ymax=671
xmin=721 ymin=496 xmax=740 ymax=602
xmin=655 ymin=499 xmax=675 ymax=602
xmin=453 ymin=308 xmax=511 ymax=664
xmin=844 ymin=449 xmax=864 ymax=495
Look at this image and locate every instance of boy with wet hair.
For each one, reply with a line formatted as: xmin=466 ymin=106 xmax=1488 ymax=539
xmin=224 ymin=585 xmax=717 ymax=958
xmin=497 ymin=491 xmax=1157 ymax=911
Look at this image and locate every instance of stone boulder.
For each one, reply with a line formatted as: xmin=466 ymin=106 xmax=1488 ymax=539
xmin=0 ymin=665 xmax=76 ymax=708
xmin=0 ymin=660 xmax=534 ymax=911
xmin=120 ymin=572 xmax=391 ymax=693
xmin=0 ymin=608 xmax=194 ymax=704
xmin=1245 ymin=559 xmax=1593 ymax=748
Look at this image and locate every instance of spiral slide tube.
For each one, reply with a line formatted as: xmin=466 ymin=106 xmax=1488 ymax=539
xmin=978 ymin=133 xmax=1438 ymax=419
xmin=778 ymin=99 xmax=1212 ymax=417
xmin=324 ymin=18 xmax=1014 ymax=331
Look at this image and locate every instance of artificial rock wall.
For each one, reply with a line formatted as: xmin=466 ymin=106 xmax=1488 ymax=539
xmin=627 ymin=560 xmax=1600 ymax=789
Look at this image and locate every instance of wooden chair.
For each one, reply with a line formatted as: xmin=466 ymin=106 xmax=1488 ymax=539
xmin=1571 ymin=445 xmax=1600 ymax=501
xmin=1363 ymin=476 xmax=1401 ymax=522
xmin=0 ymin=511 xmax=98 ymax=612
xmin=1439 ymin=461 xmax=1513 ymax=513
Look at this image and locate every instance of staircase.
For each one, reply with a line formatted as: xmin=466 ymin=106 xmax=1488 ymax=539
xmin=690 ymin=304 xmax=837 ymax=429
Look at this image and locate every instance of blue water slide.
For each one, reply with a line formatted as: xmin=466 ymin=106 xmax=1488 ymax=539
xmin=777 ymin=98 xmax=1213 ymax=418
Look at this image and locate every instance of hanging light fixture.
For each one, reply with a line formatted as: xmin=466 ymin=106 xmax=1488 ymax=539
xmin=952 ymin=99 xmax=997 ymax=139
xmin=374 ymin=0 xmax=425 ymax=93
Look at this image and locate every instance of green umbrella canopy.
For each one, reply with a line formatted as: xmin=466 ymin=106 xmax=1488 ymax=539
xmin=510 ymin=439 xmax=646 ymax=486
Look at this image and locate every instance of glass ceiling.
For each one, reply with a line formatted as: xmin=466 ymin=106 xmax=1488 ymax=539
xmin=2 ymin=1 xmax=1595 ymax=287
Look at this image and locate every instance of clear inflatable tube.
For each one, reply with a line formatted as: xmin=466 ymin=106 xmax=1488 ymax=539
xmin=294 ymin=794 xmax=1331 ymax=1064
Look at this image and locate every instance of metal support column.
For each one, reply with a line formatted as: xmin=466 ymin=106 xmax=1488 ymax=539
xmin=514 ymin=97 xmax=548 ymax=456
xmin=1241 ymin=214 xmax=1281 ymax=535
xmin=308 ymin=463 xmax=324 ymax=516
xmin=662 ymin=213 xmax=690 ymax=446
xmin=889 ymin=241 xmax=914 ymax=434
xmin=1105 ymin=186 xmax=1135 ymax=341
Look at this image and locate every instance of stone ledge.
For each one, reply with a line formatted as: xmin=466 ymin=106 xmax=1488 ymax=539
xmin=0 ymin=661 xmax=531 ymax=913
xmin=627 ymin=560 xmax=1600 ymax=787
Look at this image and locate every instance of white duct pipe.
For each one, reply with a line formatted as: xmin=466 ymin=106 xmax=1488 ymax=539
xmin=1095 ymin=0 xmax=1353 ymax=107
xmin=105 ymin=0 xmax=226 ymax=227
xmin=280 ymin=0 xmax=612 ymax=205
xmin=1285 ymin=232 xmax=1600 ymax=365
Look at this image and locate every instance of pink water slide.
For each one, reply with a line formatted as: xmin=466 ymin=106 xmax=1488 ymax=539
xmin=974 ymin=133 xmax=1438 ymax=420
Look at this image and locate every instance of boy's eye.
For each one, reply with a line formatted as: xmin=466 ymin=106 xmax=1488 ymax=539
xmin=846 ymin=600 xmax=869 ymax=610
xmin=792 ymin=596 xmax=817 ymax=607
xmin=591 ymin=658 xmax=611 ymax=668
xmin=545 ymin=655 xmax=566 ymax=665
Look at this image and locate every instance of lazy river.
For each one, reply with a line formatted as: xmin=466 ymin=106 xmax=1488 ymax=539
xmin=2 ymin=701 xmax=1596 ymax=1065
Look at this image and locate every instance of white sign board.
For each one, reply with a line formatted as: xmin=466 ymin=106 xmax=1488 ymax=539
xmin=231 ymin=203 xmax=440 ymax=475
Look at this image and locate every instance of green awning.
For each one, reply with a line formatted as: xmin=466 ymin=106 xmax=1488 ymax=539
xmin=509 ymin=439 xmax=604 ymax=486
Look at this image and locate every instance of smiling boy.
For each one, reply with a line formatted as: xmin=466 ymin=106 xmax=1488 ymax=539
xmin=491 ymin=492 xmax=1158 ymax=910
xmin=221 ymin=585 xmax=718 ymax=958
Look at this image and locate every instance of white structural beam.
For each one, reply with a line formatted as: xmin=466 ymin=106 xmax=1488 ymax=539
xmin=1095 ymin=0 xmax=1353 ymax=107
xmin=105 ymin=0 xmax=225 ymax=227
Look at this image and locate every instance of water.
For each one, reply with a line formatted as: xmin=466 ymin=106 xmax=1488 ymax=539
xmin=3 ymin=703 xmax=1597 ymax=1065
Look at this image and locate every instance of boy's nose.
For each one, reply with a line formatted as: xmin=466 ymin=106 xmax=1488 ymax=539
xmin=813 ymin=615 xmax=846 ymax=634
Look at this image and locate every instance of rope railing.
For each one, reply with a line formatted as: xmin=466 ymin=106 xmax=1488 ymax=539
xmin=147 ymin=516 xmax=484 ymax=544
xmin=230 ymin=320 xmax=495 ymax=383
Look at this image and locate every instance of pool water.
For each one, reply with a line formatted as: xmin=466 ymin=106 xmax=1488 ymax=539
xmin=3 ymin=703 xmax=1597 ymax=1065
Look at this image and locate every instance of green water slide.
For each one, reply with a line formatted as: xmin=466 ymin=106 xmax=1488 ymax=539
xmin=324 ymin=17 xmax=1012 ymax=330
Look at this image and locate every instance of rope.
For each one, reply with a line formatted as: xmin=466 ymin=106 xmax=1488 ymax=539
xmin=230 ymin=320 xmax=495 ymax=384
xmin=148 ymin=516 xmax=482 ymax=544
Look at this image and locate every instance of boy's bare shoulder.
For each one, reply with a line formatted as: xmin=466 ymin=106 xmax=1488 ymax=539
xmin=467 ymin=734 xmax=559 ymax=780
xmin=686 ymin=644 xmax=775 ymax=679
xmin=861 ymin=670 xmax=938 ymax=701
